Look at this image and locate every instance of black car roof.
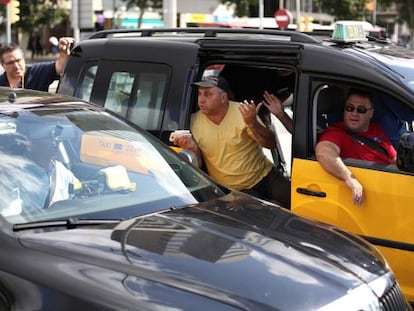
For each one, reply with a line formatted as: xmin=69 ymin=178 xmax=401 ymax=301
xmin=84 ymin=27 xmax=411 ymax=70
xmin=73 ymin=27 xmax=414 ymax=104
xmin=88 ymin=27 xmax=322 ymax=44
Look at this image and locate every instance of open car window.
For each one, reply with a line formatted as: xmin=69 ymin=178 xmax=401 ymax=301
xmin=313 ymin=81 xmax=414 ymax=157
xmin=199 ymin=63 xmax=296 ymax=176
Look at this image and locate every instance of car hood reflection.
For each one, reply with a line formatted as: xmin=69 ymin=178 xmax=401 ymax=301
xmin=18 ymin=193 xmax=386 ymax=310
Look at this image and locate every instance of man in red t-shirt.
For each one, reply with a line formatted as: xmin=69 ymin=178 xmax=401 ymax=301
xmin=316 ymin=88 xmax=396 ymax=206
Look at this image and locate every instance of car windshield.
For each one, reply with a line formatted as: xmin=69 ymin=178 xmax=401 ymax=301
xmin=0 ymin=103 xmax=225 ymax=225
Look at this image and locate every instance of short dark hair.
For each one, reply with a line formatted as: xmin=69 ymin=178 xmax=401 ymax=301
xmin=345 ymin=88 xmax=373 ymax=106
xmin=0 ymin=42 xmax=22 ymax=63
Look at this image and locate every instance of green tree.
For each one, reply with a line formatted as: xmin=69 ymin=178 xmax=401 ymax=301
xmin=16 ymin=0 xmax=70 ymax=34
xmin=121 ymin=0 xmax=162 ymax=28
xmin=0 ymin=0 xmax=70 ymax=45
xmin=377 ymin=0 xmax=394 ymax=6
xmin=319 ymin=0 xmax=372 ymax=20
xmin=376 ymin=0 xmax=414 ymax=46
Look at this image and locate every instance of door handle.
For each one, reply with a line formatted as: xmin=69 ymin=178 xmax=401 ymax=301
xmin=296 ymin=187 xmax=326 ymax=198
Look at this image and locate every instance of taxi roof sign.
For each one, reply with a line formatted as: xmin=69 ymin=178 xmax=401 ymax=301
xmin=331 ymin=21 xmax=368 ymax=43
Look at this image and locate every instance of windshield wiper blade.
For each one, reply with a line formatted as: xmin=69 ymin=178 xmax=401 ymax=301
xmin=13 ymin=218 xmax=121 ymax=232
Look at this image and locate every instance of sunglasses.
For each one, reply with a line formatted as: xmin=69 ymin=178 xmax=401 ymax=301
xmin=344 ymin=104 xmax=373 ymax=114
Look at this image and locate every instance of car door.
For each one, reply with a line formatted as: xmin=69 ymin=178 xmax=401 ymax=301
xmin=290 ymin=77 xmax=414 ymax=303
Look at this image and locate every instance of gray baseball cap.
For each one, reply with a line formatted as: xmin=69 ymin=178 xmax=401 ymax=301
xmin=192 ymin=76 xmax=230 ymax=93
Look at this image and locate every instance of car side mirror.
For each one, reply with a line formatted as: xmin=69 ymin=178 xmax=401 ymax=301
xmin=397 ymin=132 xmax=414 ymax=173
xmin=178 ymin=148 xmax=199 ymax=167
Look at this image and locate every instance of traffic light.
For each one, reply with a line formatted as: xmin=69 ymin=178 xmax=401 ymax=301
xmin=9 ymin=0 xmax=20 ymax=24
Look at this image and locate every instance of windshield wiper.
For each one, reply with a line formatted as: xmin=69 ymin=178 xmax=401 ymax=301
xmin=13 ymin=218 xmax=121 ymax=232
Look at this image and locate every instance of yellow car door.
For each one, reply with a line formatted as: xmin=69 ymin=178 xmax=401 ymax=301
xmin=291 ymin=157 xmax=414 ymax=302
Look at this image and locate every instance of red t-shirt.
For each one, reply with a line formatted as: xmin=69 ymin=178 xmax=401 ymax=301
xmin=318 ymin=122 xmax=397 ymax=164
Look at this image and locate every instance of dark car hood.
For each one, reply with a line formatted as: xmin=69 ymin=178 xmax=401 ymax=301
xmin=18 ymin=194 xmax=386 ymax=310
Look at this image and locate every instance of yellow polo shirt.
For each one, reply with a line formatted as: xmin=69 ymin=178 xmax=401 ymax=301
xmin=191 ymin=101 xmax=273 ymax=190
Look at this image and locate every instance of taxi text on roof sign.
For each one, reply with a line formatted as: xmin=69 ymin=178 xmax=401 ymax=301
xmin=331 ymin=21 xmax=368 ymax=43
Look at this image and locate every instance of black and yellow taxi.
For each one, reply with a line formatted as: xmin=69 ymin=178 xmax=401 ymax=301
xmin=57 ymin=22 xmax=414 ymax=304
xmin=2 ymin=87 xmax=411 ymax=310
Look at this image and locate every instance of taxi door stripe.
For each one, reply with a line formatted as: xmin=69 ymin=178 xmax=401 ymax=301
xmin=362 ymin=235 xmax=414 ymax=252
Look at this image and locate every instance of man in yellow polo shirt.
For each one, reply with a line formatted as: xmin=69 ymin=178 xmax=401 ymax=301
xmin=173 ymin=75 xmax=290 ymax=207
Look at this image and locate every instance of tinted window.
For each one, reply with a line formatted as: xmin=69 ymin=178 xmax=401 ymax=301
xmin=126 ymin=71 xmax=167 ymax=131
xmin=76 ymin=64 xmax=98 ymax=101
xmin=92 ymin=63 xmax=170 ymax=131
xmin=105 ymin=72 xmax=134 ymax=114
